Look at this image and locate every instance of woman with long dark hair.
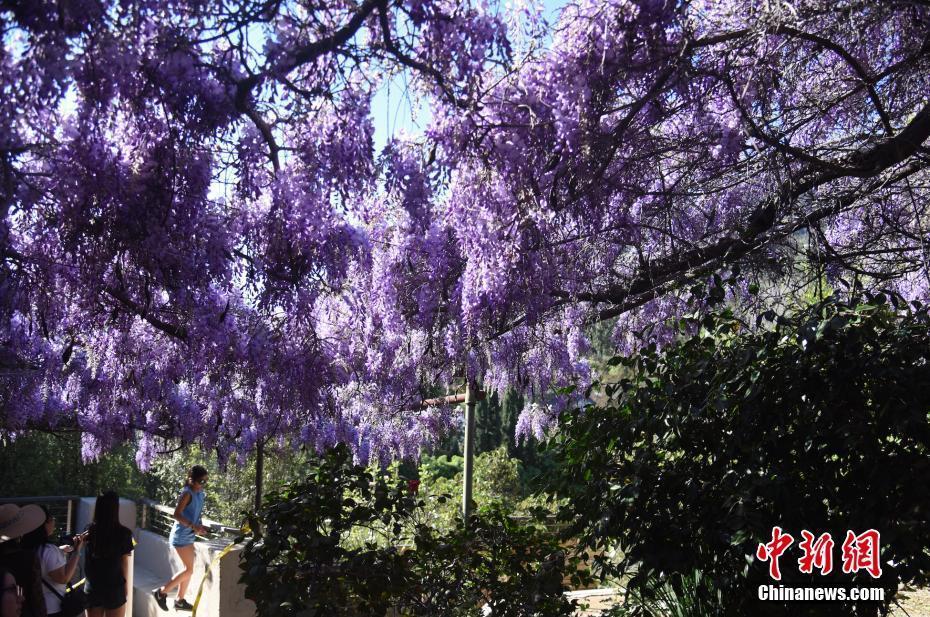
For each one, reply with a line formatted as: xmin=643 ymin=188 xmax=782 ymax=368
xmin=152 ymin=465 xmax=208 ymax=612
xmin=21 ymin=508 xmax=83 ymax=617
xmin=83 ymin=492 xmax=133 ymax=617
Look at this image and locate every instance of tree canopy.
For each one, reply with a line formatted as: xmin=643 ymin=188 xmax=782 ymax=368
xmin=1 ymin=0 xmax=929 ymax=463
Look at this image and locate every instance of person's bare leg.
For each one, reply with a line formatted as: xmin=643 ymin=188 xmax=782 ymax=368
xmin=175 ymin=544 xmax=196 ymax=601
xmin=160 ymin=544 xmax=195 ymax=598
xmin=87 ymin=606 xmax=105 ymax=617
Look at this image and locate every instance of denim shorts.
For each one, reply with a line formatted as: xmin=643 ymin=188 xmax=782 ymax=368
xmin=168 ymin=524 xmax=196 ymax=547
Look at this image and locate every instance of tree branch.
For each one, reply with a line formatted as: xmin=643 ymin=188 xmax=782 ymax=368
xmin=377 ymin=5 xmax=466 ymax=109
xmin=577 ymin=103 xmax=930 ymax=320
xmin=104 ymin=287 xmax=189 ymax=341
xmin=773 ymin=26 xmax=893 ymax=136
xmin=232 ymin=0 xmax=386 ymax=171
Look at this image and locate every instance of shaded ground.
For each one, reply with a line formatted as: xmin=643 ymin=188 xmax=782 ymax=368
xmin=892 ymin=586 xmax=930 ymax=616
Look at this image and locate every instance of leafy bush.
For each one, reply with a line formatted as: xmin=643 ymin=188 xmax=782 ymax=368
xmin=601 ymin=571 xmax=725 ymax=617
xmin=417 ymin=446 xmax=560 ymax=532
xmin=419 ymin=453 xmax=463 ymax=480
xmin=547 ymin=294 xmax=930 ymax=616
xmin=239 ymin=444 xmax=586 ymax=617
xmin=238 ymin=444 xmax=413 ymax=615
xmin=404 ymin=506 xmax=582 ymax=616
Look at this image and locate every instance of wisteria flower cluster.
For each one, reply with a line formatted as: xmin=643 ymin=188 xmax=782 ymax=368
xmin=1 ymin=0 xmax=928 ymax=464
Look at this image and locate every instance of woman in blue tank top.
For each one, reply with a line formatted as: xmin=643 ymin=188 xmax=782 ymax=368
xmin=152 ymin=466 xmax=208 ymax=612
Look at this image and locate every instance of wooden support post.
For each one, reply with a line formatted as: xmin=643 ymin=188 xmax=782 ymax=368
xmin=254 ymin=441 xmax=264 ymax=513
xmin=462 ymin=380 xmax=477 ymax=522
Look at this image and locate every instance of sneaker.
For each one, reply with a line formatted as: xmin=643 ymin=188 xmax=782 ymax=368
xmin=152 ymin=589 xmax=168 ymax=612
xmin=174 ymin=599 xmax=194 ymax=611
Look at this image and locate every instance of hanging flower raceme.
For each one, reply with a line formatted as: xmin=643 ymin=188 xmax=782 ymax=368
xmin=1 ymin=0 xmax=929 ymax=462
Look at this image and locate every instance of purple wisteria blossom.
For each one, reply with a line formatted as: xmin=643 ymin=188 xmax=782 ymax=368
xmin=1 ymin=0 xmax=929 ymax=461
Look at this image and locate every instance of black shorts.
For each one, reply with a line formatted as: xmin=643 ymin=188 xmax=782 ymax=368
xmin=85 ymin=587 xmax=126 ymax=610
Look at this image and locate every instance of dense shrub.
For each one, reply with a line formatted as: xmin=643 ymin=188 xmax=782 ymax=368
xmin=547 ymin=294 xmax=930 ymax=616
xmin=403 ymin=506 xmax=581 ymax=616
xmin=239 ymin=444 xmax=586 ymax=617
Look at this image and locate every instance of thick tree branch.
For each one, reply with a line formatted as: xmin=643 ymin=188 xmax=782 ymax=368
xmin=377 ymin=5 xmax=466 ymax=109
xmin=577 ymin=103 xmax=930 ymax=321
xmin=773 ymin=26 xmax=893 ymax=136
xmin=233 ymin=0 xmax=383 ymax=101
xmin=232 ymin=0 xmax=385 ymax=171
xmin=104 ymin=287 xmax=189 ymax=341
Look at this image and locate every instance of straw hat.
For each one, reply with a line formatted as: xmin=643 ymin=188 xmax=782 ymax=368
xmin=0 ymin=504 xmax=45 ymax=543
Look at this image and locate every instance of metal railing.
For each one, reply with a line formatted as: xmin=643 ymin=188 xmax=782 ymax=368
xmin=136 ymin=498 xmax=240 ymax=542
xmin=0 ymin=495 xmax=80 ymax=538
xmin=0 ymin=495 xmax=238 ymax=542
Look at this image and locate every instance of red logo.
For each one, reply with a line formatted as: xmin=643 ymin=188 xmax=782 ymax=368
xmin=841 ymin=530 xmax=882 ymax=579
xmin=756 ymin=527 xmax=795 ymax=580
xmin=798 ymin=531 xmax=834 ymax=575
xmin=757 ymin=528 xmax=882 ymax=579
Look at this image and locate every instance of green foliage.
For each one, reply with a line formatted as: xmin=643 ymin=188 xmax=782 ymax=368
xmin=435 ymin=389 xmax=560 ymax=491
xmin=417 ymin=446 xmax=560 ymax=531
xmin=547 ymin=293 xmax=930 ymax=616
xmin=144 ymin=443 xmax=315 ymax=526
xmin=418 ymin=453 xmax=462 ymax=480
xmin=0 ymin=432 xmax=150 ymax=499
xmin=602 ymin=571 xmax=725 ymax=617
xmin=0 ymin=433 xmax=321 ymax=531
xmin=239 ymin=444 xmax=586 ymax=617
xmin=1 ymin=430 xmax=557 ymax=539
xmin=238 ymin=443 xmax=414 ymax=616
xmin=405 ymin=505 xmax=583 ymax=617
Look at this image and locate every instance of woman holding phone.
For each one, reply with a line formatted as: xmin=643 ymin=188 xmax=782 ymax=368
xmin=152 ymin=466 xmax=209 ymax=612
xmin=22 ymin=507 xmax=84 ymax=617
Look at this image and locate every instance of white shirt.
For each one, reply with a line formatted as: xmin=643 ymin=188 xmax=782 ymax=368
xmin=39 ymin=543 xmax=67 ymax=614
